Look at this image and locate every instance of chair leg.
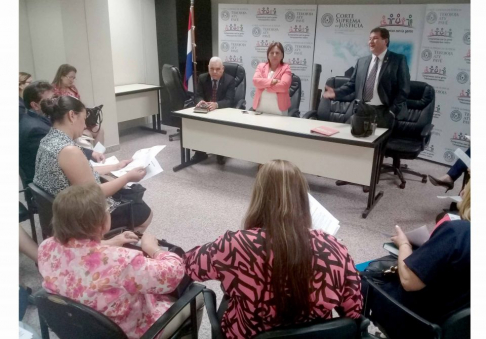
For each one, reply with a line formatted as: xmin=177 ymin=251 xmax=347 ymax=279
xmin=38 ymin=313 xmax=50 ymax=339
xmin=394 ymin=160 xmax=406 ymax=189
xmin=169 ymin=129 xmax=181 ymax=142
xmin=400 ymin=167 xmax=428 ymax=183
xmin=28 ymin=213 xmax=37 ymax=244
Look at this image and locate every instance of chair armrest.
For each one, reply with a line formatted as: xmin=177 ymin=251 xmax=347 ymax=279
xmin=356 ymin=315 xmax=371 ymax=339
xmin=302 ymin=110 xmax=317 ymax=119
xmin=235 ymin=99 xmax=246 ymax=110
xmin=141 ymin=283 xmax=206 ymax=339
xmin=203 ymin=288 xmax=225 ymax=339
xmin=421 ymin=123 xmax=434 ymax=148
xmin=288 ymin=108 xmax=300 ymax=118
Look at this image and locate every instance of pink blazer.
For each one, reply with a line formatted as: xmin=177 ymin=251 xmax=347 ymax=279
xmin=252 ymin=62 xmax=292 ymax=112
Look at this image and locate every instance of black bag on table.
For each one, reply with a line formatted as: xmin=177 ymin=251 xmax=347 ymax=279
xmin=351 ymin=100 xmax=376 ymax=138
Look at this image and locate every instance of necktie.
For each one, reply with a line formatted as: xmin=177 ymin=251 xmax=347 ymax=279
xmin=212 ymin=80 xmax=217 ymax=102
xmin=363 ymin=57 xmax=379 ymax=102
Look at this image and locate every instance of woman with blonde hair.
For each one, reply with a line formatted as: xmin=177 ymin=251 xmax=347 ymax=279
xmin=184 ymin=160 xmax=362 ymax=338
xmin=38 ymin=183 xmax=185 ymax=339
xmin=19 ymin=72 xmax=32 ymax=109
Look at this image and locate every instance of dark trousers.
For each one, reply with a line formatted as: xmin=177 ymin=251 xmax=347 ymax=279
xmin=447 ymin=148 xmax=470 ymax=181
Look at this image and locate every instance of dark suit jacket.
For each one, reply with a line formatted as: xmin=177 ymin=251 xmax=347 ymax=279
xmin=334 ymin=50 xmax=410 ymax=119
xmin=19 ymin=109 xmax=93 ymax=185
xmin=195 ymin=73 xmax=235 ymax=109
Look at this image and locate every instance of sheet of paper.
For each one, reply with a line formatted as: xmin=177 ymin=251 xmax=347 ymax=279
xmin=93 ymin=142 xmax=106 ymax=154
xmin=447 ymin=213 xmax=462 ymax=221
xmin=437 ymin=195 xmax=463 ymax=202
xmin=90 ymin=155 xmax=119 ymax=167
xmin=405 ymin=225 xmax=430 ymax=247
xmin=19 ymin=327 xmax=33 ymax=339
xmin=308 ymin=193 xmax=340 ymax=236
xmin=454 ymin=148 xmax=470 ymax=168
xmin=127 ymin=158 xmax=164 ymax=186
xmin=111 ymin=145 xmax=166 ymax=177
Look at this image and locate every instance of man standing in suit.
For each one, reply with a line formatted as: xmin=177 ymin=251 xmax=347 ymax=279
xmin=323 ymin=27 xmax=410 ymax=128
xmin=19 ymin=81 xmax=103 ymax=185
xmin=193 ymin=56 xmax=236 ymax=164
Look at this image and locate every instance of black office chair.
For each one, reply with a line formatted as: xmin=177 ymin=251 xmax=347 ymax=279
xmin=363 ymin=277 xmax=470 ymax=339
xmin=35 ymin=283 xmax=206 ymax=339
xmin=381 ymin=81 xmax=435 ymax=189
xmin=309 ymin=64 xmax=322 ymax=111
xmin=288 ymin=73 xmax=301 ymax=117
xmin=202 ymin=289 xmax=374 ymax=339
xmin=161 ymin=64 xmax=195 ymax=141
xmin=28 ymin=183 xmax=55 ymax=239
xmin=223 ymin=62 xmax=246 ymax=109
xmin=19 ymin=168 xmax=38 ymax=243
xmin=302 ymin=76 xmax=355 ymax=123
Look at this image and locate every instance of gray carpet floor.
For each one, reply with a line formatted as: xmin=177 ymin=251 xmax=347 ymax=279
xmin=19 ymin=123 xmax=459 ymax=338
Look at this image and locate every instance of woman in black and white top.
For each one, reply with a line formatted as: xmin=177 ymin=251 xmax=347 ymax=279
xmin=33 ymin=96 xmax=153 ymax=232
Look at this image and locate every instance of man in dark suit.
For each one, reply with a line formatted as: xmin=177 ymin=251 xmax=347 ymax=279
xmin=324 ymin=27 xmax=410 ymax=128
xmin=19 ymin=81 xmax=103 ymax=185
xmin=193 ymin=57 xmax=236 ymax=164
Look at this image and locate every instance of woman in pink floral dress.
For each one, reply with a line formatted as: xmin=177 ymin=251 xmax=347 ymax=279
xmin=38 ymin=183 xmax=185 ymax=339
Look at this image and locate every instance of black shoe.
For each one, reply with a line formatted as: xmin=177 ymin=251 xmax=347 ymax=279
xmin=216 ymin=155 xmax=226 ymax=165
xmin=428 ymin=175 xmax=454 ymax=192
xmin=191 ymin=151 xmax=208 ymax=162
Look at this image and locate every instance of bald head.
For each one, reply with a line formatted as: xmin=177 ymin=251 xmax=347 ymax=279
xmin=208 ymin=56 xmax=224 ymax=80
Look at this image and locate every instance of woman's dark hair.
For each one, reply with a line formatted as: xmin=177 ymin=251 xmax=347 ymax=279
xmin=23 ymin=81 xmax=53 ymax=110
xmin=244 ymin=160 xmax=312 ymax=324
xmin=52 ymin=64 xmax=77 ymax=88
xmin=370 ymin=27 xmax=390 ymax=47
xmin=52 ymin=183 xmax=108 ymax=244
xmin=40 ymin=95 xmax=86 ymax=123
xmin=267 ymin=42 xmax=285 ymax=64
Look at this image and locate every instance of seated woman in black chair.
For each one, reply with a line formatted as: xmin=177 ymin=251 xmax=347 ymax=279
xmin=365 ymin=181 xmax=470 ymax=331
xmin=38 ymin=183 xmax=185 ymax=339
xmin=33 ymin=96 xmax=152 ymax=232
xmin=185 ymin=160 xmax=363 ymax=338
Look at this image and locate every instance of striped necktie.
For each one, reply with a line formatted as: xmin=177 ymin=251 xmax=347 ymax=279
xmin=212 ymin=80 xmax=217 ymax=102
xmin=363 ymin=57 xmax=380 ymax=102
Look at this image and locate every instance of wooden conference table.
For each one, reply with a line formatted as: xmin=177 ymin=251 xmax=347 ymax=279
xmin=171 ymin=108 xmax=391 ymax=218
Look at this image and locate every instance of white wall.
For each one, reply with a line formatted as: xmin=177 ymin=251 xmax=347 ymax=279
xmin=19 ymin=0 xmax=120 ymax=149
xmin=108 ymin=0 xmax=160 ymax=86
xmin=19 ymin=0 xmax=35 ymax=77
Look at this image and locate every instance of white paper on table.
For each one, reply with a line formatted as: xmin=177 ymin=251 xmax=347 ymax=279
xmin=126 ymin=158 xmax=164 ymax=186
xmin=437 ymin=195 xmax=463 ymax=202
xmin=19 ymin=327 xmax=33 ymax=339
xmin=111 ymin=145 xmax=166 ymax=177
xmin=454 ymin=148 xmax=470 ymax=168
xmin=308 ymin=193 xmax=340 ymax=236
xmin=93 ymin=142 xmax=106 ymax=154
xmin=90 ymin=156 xmax=119 ymax=167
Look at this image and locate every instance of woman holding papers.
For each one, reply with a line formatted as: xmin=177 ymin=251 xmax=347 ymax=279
xmin=364 ymin=181 xmax=470 ymax=336
xmin=252 ymin=42 xmax=292 ymax=115
xmin=184 ymin=160 xmax=362 ymax=338
xmin=33 ymin=96 xmax=152 ymax=232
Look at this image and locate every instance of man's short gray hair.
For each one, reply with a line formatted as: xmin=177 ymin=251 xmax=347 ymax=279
xmin=209 ymin=56 xmax=223 ymax=65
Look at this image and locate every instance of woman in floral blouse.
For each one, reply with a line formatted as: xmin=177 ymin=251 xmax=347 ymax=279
xmin=38 ymin=183 xmax=185 ymax=339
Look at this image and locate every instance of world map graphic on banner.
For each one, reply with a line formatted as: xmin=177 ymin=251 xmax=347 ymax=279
xmin=417 ymin=4 xmax=470 ymax=165
xmin=219 ymin=4 xmax=317 ymax=113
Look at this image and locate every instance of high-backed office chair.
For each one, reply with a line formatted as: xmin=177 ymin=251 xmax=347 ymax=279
xmin=288 ymin=73 xmax=301 ymax=117
xmin=35 ymin=283 xmax=206 ymax=339
xmin=202 ymin=289 xmax=374 ymax=339
xmin=302 ymin=76 xmax=355 ymax=123
xmin=309 ymin=64 xmax=322 ymax=111
xmin=223 ymin=62 xmax=246 ymax=109
xmin=363 ymin=277 xmax=470 ymax=339
xmin=381 ymin=81 xmax=435 ymax=189
xmin=161 ymin=64 xmax=195 ymax=141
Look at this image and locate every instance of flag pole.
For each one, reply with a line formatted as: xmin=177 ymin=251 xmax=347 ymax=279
xmin=190 ymin=0 xmax=197 ymax=92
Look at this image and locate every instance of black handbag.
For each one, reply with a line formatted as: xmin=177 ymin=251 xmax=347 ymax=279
xmin=359 ymin=255 xmax=398 ymax=285
xmin=351 ymin=100 xmax=376 ymax=137
xmin=112 ymin=184 xmax=146 ymax=204
xmin=85 ymin=104 xmax=103 ymax=131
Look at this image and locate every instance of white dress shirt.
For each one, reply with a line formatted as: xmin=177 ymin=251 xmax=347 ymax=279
xmin=366 ymin=49 xmax=387 ymax=106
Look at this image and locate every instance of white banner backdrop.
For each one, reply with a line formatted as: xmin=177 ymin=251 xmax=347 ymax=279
xmin=417 ymin=4 xmax=470 ymax=165
xmin=218 ymin=4 xmax=317 ymax=112
xmin=314 ymin=5 xmax=425 ymax=89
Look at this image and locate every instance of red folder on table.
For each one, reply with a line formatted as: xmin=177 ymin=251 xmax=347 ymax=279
xmin=311 ymin=125 xmax=339 ymax=136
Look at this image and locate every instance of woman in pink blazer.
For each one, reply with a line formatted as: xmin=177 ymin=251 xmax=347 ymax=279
xmin=252 ymin=42 xmax=292 ymax=115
